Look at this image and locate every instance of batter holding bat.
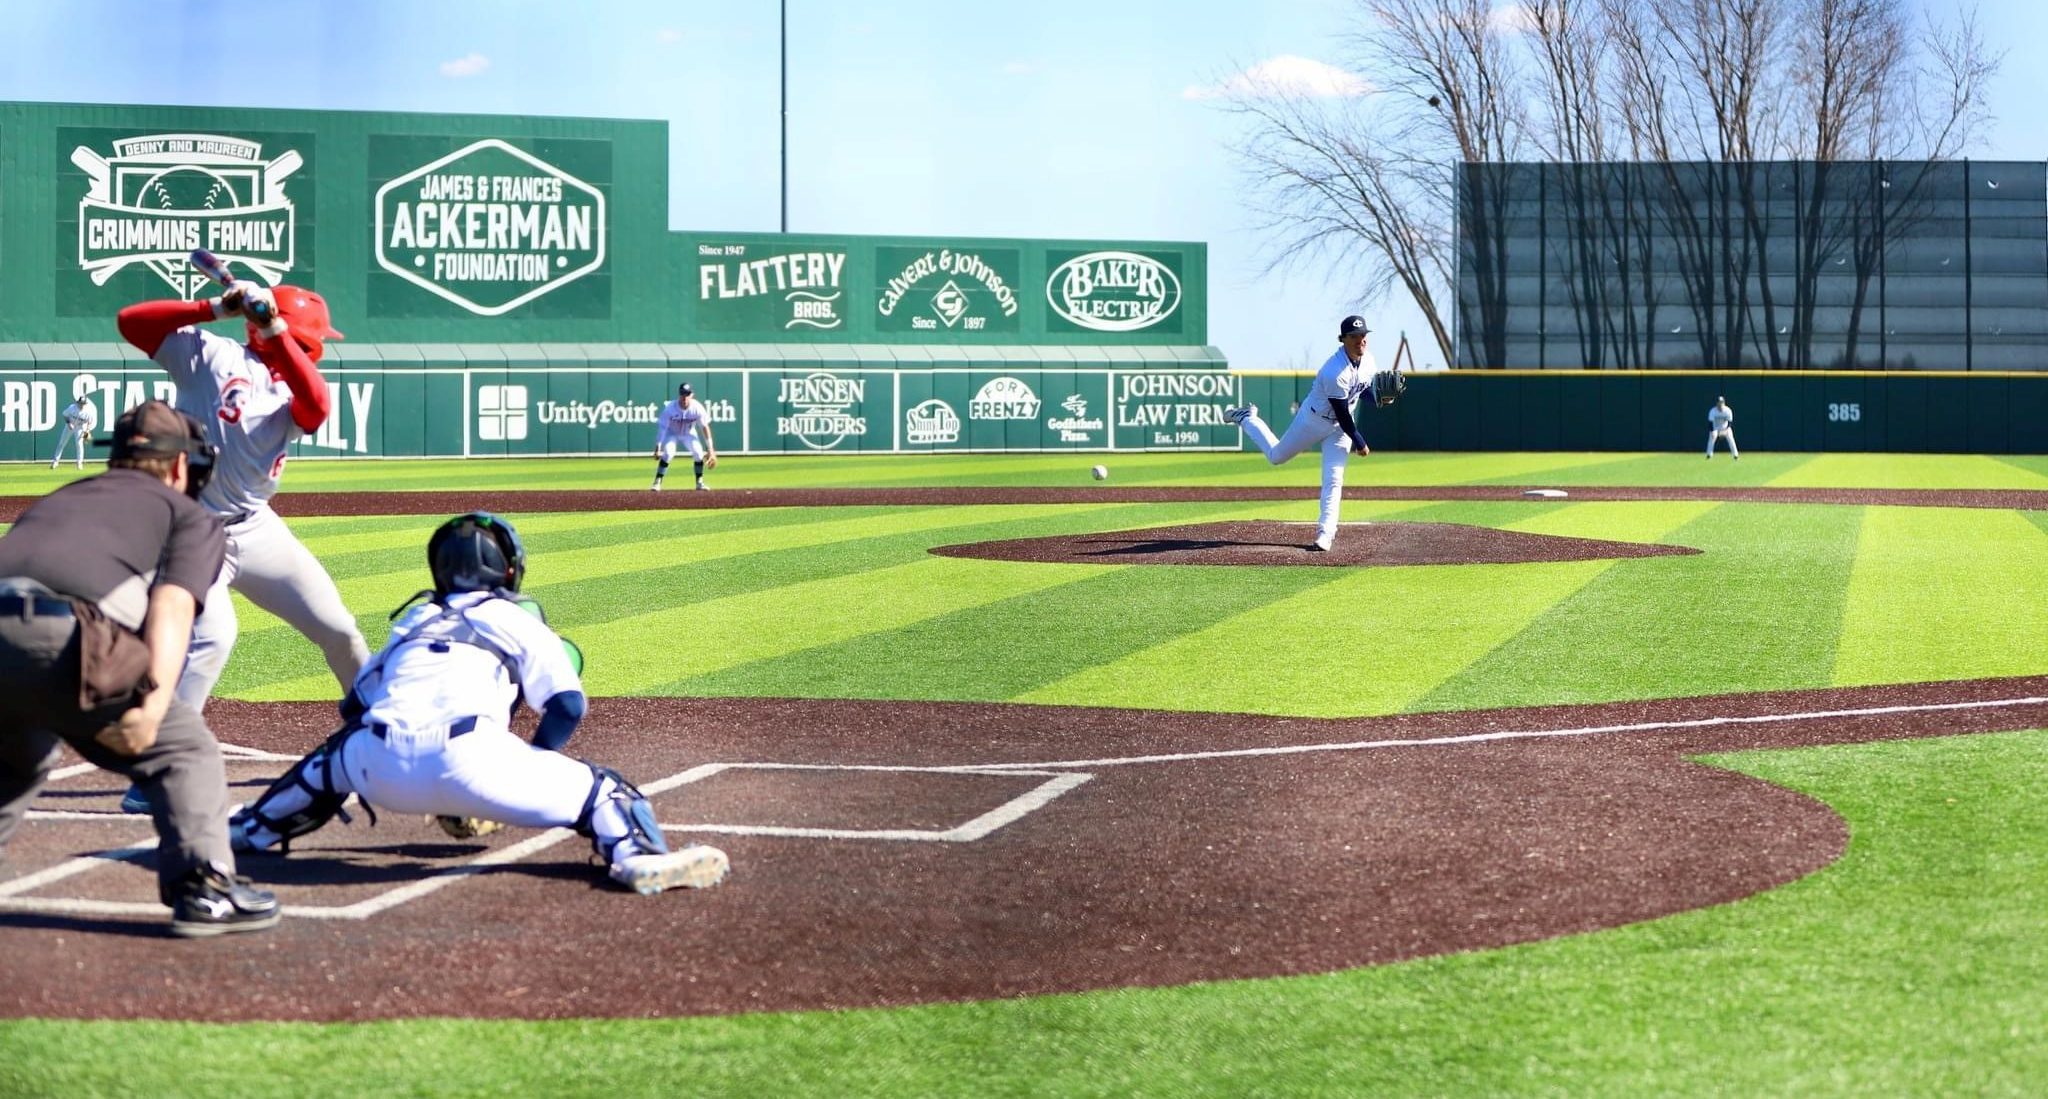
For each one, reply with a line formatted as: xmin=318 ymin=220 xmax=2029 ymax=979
xmin=113 ymin=250 xmax=370 ymax=813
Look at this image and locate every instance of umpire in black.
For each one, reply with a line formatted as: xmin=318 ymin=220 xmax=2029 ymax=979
xmin=0 ymin=400 xmax=279 ymax=936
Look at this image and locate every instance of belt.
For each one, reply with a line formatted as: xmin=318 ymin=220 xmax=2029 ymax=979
xmin=368 ymin=715 xmax=479 ymax=740
xmin=0 ymin=594 xmax=74 ymax=618
xmin=220 ymin=510 xmax=256 ymax=527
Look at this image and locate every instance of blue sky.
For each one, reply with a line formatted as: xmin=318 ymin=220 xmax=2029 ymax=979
xmin=4 ymin=0 xmax=2041 ymax=372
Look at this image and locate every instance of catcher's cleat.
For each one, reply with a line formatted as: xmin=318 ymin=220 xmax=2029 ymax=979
xmin=1223 ymin=404 xmax=1256 ymax=426
xmin=613 ymin=844 xmax=730 ymax=895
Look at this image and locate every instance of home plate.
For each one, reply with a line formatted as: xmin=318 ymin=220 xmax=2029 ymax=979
xmin=1523 ymin=489 xmax=1570 ymax=498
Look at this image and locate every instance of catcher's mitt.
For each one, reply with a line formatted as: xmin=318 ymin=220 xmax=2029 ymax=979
xmin=433 ymin=814 xmax=503 ymax=840
xmin=1371 ymin=369 xmax=1406 ymax=407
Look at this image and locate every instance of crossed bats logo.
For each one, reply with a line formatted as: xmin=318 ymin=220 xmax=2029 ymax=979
xmin=73 ymin=134 xmax=301 ymax=298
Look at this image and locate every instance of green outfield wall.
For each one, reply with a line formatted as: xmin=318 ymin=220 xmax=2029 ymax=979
xmin=1365 ymin=370 xmax=2048 ymax=453
xmin=0 ymin=345 xmax=1286 ymax=459
xmin=0 ymin=100 xmax=1228 ymax=460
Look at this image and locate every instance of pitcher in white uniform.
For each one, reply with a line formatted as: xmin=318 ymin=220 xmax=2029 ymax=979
xmin=115 ymin=285 xmax=371 ymax=812
xmin=229 ymin=512 xmax=730 ymax=896
xmin=1223 ymin=314 xmax=1387 ymax=552
xmin=651 ymin=382 xmax=718 ymax=491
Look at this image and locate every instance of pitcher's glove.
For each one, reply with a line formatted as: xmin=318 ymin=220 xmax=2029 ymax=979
xmin=433 ymin=814 xmax=503 ymax=840
xmin=1371 ymin=369 xmax=1406 ymax=407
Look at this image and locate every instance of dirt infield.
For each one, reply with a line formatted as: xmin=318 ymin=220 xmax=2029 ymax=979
xmin=4 ymin=481 xmax=2048 ymax=523
xmin=6 ymin=676 xmax=2048 ymax=1023
xmin=931 ymin=519 xmax=1701 ymax=567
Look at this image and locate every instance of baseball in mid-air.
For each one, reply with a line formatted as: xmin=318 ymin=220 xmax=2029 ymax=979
xmin=1090 ymin=464 xmax=1108 ymax=481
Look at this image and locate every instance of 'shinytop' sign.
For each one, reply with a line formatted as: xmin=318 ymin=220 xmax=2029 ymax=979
xmin=375 ymin=138 xmax=607 ymax=316
xmin=74 ymin=132 xmax=301 ymax=297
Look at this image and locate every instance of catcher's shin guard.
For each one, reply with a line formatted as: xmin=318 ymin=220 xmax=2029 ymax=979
xmin=574 ymin=763 xmax=670 ymax=863
xmin=236 ymin=729 xmax=356 ymax=852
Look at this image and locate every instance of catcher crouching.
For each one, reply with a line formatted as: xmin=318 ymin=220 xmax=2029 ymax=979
xmin=229 ymin=512 xmax=727 ymax=895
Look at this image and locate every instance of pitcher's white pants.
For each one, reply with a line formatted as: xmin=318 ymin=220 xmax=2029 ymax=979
xmin=177 ymin=506 xmax=369 ymax=709
xmin=1240 ymin=410 xmax=1352 ymax=545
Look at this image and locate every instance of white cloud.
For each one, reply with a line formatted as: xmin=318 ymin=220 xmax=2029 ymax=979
xmin=1183 ymin=56 xmax=1372 ymax=101
xmin=439 ymin=52 xmax=491 ymax=78
xmin=656 ymin=27 xmax=684 ymax=45
xmin=1489 ymin=3 xmax=1538 ymax=34
xmin=1001 ymin=60 xmax=1033 ymax=76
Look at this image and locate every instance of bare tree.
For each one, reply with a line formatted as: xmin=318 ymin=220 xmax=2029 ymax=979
xmin=1228 ymin=0 xmax=1999 ymax=369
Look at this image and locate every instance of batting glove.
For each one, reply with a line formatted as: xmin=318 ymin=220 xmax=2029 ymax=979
xmin=221 ymin=283 xmax=277 ymax=321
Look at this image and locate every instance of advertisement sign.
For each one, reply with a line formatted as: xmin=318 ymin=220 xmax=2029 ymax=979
xmin=61 ymin=127 xmax=314 ymax=310
xmin=1111 ymin=370 xmax=1240 ymax=450
xmin=1044 ymin=249 xmax=1185 ymax=335
xmin=874 ymin=246 xmax=1022 ymax=334
xmin=373 ymin=136 xmax=610 ymax=317
xmin=696 ymin=240 xmax=849 ymax=333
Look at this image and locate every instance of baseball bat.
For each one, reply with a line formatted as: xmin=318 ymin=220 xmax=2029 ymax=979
xmin=189 ymin=248 xmax=236 ymax=287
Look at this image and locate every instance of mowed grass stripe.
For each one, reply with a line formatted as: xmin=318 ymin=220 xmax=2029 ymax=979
xmin=588 ymin=557 xmax=1102 ymax=694
xmin=1022 ymin=501 xmax=1717 ymax=716
xmin=1468 ymin=452 xmax=1812 ymax=487
xmin=1415 ymin=502 xmax=1862 ymax=712
xmin=225 ymin=501 xmax=1320 ymax=700
xmin=1771 ymin=453 xmax=2048 ymax=491
xmin=661 ymin=561 xmax=1345 ymax=703
xmin=1832 ymin=507 xmax=2048 ymax=687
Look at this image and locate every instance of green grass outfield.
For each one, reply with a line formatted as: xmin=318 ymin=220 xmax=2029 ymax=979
xmin=3 ymin=451 xmax=2046 ymax=1097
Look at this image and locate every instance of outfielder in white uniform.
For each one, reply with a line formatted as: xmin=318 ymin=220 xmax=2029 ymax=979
xmin=651 ymin=382 xmax=718 ymax=491
xmin=116 ymin=286 xmax=371 ymax=812
xmin=1224 ymin=314 xmax=1391 ymax=551
xmin=50 ymin=397 xmax=98 ymax=469
xmin=228 ymin=513 xmax=730 ymax=896
xmin=1706 ymin=396 xmax=1739 ymax=459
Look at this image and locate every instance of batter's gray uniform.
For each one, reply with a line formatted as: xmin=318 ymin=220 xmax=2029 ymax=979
xmin=149 ymin=326 xmax=368 ymax=706
xmin=50 ymin=399 xmax=97 ymax=469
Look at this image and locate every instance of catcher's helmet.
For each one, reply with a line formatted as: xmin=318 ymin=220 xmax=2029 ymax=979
xmin=246 ymin=285 xmax=345 ymax=362
xmin=427 ymin=512 xmax=526 ymax=597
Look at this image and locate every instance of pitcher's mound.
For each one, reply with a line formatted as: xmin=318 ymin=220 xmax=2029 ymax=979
xmin=932 ymin=520 xmax=1700 ymax=567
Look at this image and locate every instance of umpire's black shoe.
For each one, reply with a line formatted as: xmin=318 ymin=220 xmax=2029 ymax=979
xmin=167 ymin=863 xmax=281 ymax=938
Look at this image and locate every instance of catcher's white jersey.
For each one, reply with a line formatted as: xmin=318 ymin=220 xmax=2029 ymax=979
xmin=1304 ymin=347 xmax=1378 ymax=418
xmin=655 ymin=398 xmax=710 ymax=446
xmin=150 ymin=326 xmax=301 ymax=518
xmin=353 ymin=591 xmax=583 ymax=750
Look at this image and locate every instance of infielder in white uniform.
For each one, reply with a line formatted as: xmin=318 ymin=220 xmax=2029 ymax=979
xmin=651 ymin=382 xmax=718 ymax=491
xmin=116 ymin=286 xmax=371 ymax=811
xmin=228 ymin=513 xmax=730 ymax=896
xmin=1706 ymin=396 xmax=1739 ymax=459
xmin=1224 ymin=315 xmax=1397 ymax=551
xmin=50 ymin=397 xmax=98 ymax=469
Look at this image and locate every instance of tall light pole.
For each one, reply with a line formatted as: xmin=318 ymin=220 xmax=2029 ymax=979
xmin=780 ymin=0 xmax=788 ymax=232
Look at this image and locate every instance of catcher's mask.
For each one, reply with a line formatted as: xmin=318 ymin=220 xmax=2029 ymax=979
xmin=427 ymin=512 xmax=526 ymax=597
xmin=245 ymin=285 xmax=345 ymax=363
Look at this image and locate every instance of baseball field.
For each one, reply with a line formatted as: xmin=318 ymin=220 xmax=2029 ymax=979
xmin=3 ymin=449 xmax=2047 ymax=1097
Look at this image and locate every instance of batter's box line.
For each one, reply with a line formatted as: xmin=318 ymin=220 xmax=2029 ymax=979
xmin=41 ymin=740 xmax=304 ymax=785
xmin=0 ymin=762 xmax=1087 ymax=925
xmin=660 ymin=764 xmax=1092 ymax=842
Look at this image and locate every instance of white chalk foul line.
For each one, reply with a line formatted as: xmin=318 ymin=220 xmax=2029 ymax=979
xmin=933 ymin=694 xmax=2048 ymax=773
xmin=43 ymin=740 xmax=301 ymax=785
xmin=664 ymin=770 xmax=1092 ymax=842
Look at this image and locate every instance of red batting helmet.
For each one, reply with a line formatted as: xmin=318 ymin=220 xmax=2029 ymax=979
xmin=248 ymin=285 xmax=345 ymax=362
